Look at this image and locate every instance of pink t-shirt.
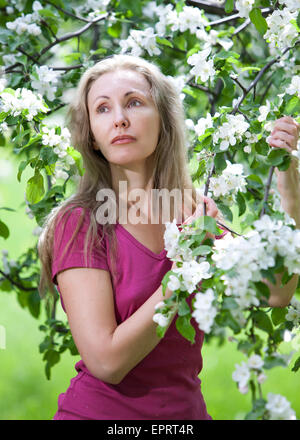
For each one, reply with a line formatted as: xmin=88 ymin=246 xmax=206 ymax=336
xmin=52 ymin=207 xmax=222 ymax=420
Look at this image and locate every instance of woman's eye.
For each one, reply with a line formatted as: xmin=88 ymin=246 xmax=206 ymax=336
xmin=97 ymin=105 xmax=108 ymax=113
xmin=128 ymin=99 xmax=141 ymax=108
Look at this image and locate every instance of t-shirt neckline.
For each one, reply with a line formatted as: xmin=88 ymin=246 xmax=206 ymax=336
xmin=116 ymin=222 xmax=167 ymax=260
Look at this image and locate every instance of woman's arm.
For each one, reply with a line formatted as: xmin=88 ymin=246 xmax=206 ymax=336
xmin=57 ymin=266 xmax=177 ymax=385
xmin=262 ymin=116 xmax=300 ymax=307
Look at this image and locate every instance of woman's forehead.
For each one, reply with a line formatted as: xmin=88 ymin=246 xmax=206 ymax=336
xmin=88 ymin=69 xmax=151 ymax=103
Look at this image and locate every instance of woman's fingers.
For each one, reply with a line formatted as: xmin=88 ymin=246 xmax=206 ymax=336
xmin=267 ymin=116 xmax=300 ymax=153
xmin=203 ymin=196 xmax=218 ymax=218
xmin=183 ymin=196 xmax=219 ymax=225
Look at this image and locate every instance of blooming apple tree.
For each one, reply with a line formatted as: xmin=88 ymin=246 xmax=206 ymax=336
xmin=1 ymin=0 xmax=300 ymax=419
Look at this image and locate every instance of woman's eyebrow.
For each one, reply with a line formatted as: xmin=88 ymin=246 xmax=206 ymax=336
xmin=93 ymin=90 xmax=146 ymax=104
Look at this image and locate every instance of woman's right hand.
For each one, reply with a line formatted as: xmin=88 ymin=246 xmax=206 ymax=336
xmin=182 ymin=195 xmax=218 ymax=226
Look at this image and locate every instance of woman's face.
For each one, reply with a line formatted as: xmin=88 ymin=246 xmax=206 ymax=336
xmin=87 ymin=69 xmax=161 ymax=168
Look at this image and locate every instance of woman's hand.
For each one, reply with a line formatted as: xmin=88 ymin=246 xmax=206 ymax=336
xmin=267 ymin=115 xmax=300 ymax=227
xmin=182 ymin=195 xmax=218 ymax=226
xmin=267 ymin=115 xmax=299 ymax=153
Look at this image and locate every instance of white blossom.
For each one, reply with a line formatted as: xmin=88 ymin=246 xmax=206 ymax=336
xmin=0 ymin=88 xmax=48 ymax=121
xmin=286 ymin=76 xmax=300 ymax=98
xmin=264 ymin=8 xmax=298 ymax=51
xmin=266 ymin=393 xmax=296 ymax=420
xmin=167 ymin=274 xmax=181 ymax=292
xmin=187 ymin=49 xmax=215 ymax=84
xmin=213 ymin=114 xmax=249 ymax=151
xmin=278 ymin=0 xmax=300 ymax=13
xmin=235 ymin=0 xmax=255 ymax=18
xmin=6 ymin=1 xmax=42 ymax=36
xmin=194 ymin=113 xmax=213 ymax=137
xmin=248 ymin=354 xmax=264 ymax=370
xmin=232 ymin=362 xmax=251 ymax=388
xmin=120 ymin=28 xmax=161 ymax=57
xmin=258 ymin=100 xmax=271 ymax=122
xmin=210 ymin=160 xmax=247 ymax=200
xmin=177 ymin=6 xmax=208 ymax=34
xmin=31 ymin=66 xmax=60 ymax=102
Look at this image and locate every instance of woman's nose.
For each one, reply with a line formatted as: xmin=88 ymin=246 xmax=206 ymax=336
xmin=114 ymin=109 xmax=129 ymax=128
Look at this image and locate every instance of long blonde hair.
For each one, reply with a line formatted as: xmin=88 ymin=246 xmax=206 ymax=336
xmin=38 ymin=54 xmax=199 ymax=299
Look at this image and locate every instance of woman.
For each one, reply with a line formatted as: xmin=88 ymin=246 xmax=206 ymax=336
xmin=38 ymin=55 xmax=300 ymax=420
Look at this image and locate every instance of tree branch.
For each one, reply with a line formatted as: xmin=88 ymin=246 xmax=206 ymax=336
xmin=38 ymin=13 xmax=108 ymax=60
xmin=260 ymin=166 xmax=275 ymax=218
xmin=231 ymin=40 xmax=300 ymax=115
xmin=0 ymin=269 xmax=36 ymax=292
xmin=186 ymin=0 xmax=236 ymax=16
xmin=43 ymin=0 xmax=91 ymax=23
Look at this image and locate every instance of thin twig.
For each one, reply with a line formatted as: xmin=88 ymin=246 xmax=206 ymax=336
xmin=260 ymin=166 xmax=275 ymax=218
xmin=38 ymin=13 xmax=108 ymax=60
xmin=43 ymin=0 xmax=91 ymax=23
xmin=0 ymin=269 xmax=37 ymax=292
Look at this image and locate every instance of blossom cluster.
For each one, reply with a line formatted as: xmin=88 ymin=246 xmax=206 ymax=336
xmin=41 ymin=126 xmax=75 ymax=182
xmin=187 ymin=48 xmax=216 ymax=84
xmin=143 ymin=3 xmax=207 ymax=37
xmin=264 ymin=7 xmax=298 ymax=51
xmin=232 ymin=354 xmax=266 ymax=393
xmin=120 ymin=28 xmax=161 ymax=57
xmin=212 ymin=215 xmax=300 ymax=308
xmin=1 ymin=249 xmax=17 ymax=275
xmin=209 ymin=160 xmax=247 ymax=200
xmin=233 ymin=354 xmax=296 ymax=418
xmin=192 ymin=288 xmax=217 ymax=333
xmin=235 ymin=0 xmax=255 ymax=18
xmin=31 ymin=66 xmax=60 ymax=102
xmin=212 ymin=114 xmax=250 ymax=151
xmin=168 ymin=259 xmax=211 ymax=294
xmin=286 ymin=76 xmax=300 ymax=99
xmin=0 ymin=88 xmax=48 ymax=121
xmin=286 ymin=297 xmax=300 ymax=327
xmin=266 ymin=393 xmax=297 ymax=420
xmin=6 ymin=1 xmax=42 ymax=36
xmin=152 ymin=301 xmax=175 ymax=327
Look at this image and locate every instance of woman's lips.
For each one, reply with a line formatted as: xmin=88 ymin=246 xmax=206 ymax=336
xmin=112 ymin=137 xmax=136 ymax=144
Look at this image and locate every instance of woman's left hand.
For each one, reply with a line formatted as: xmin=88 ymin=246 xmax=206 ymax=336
xmin=267 ymin=115 xmax=299 ymax=154
xmin=267 ymin=115 xmax=300 ymax=227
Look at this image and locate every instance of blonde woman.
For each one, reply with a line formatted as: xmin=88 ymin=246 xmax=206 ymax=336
xmin=38 ymin=55 xmax=299 ymax=420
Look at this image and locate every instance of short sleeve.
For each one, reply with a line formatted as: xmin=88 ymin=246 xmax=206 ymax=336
xmin=51 ymin=207 xmax=109 ymax=286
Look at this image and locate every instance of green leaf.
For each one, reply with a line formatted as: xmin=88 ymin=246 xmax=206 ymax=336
xmin=194 ymin=216 xmax=221 ymax=235
xmin=222 ymin=297 xmax=239 ymax=310
xmin=191 ymin=245 xmax=212 ymax=256
xmin=292 ymin=355 xmax=300 ymax=372
xmin=236 ymin=192 xmax=246 ymax=217
xmin=254 ymin=281 xmax=270 ymax=300
xmin=176 ymin=316 xmax=195 ymax=343
xmin=214 ymin=152 xmax=227 ymax=172
xmin=40 ymin=146 xmax=58 ymax=165
xmin=271 ymin=307 xmax=287 ymax=326
xmin=263 ymin=355 xmax=286 ymax=369
xmin=249 ymin=8 xmax=268 ymax=35
xmin=178 ymin=298 xmax=191 ymax=317
xmin=218 ymin=202 xmax=233 ymax=223
xmin=252 ymin=310 xmax=273 ymax=334
xmin=225 ymin=0 xmax=234 ymax=13
xmin=26 ymin=172 xmax=45 ymax=204
xmin=284 ymin=96 xmax=300 ymax=115
xmin=261 ymin=269 xmax=276 ymax=285
xmin=281 ymin=270 xmax=294 ymax=286
xmin=156 ymin=37 xmax=173 ymax=48
xmin=267 ymin=148 xmax=287 ymax=166
xmin=0 ymin=219 xmax=9 ymax=239
xmin=297 ymin=11 xmax=300 ymax=29
xmin=28 ymin=289 xmax=41 ymax=319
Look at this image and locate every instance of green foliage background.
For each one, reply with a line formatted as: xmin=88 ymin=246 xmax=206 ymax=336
xmin=1 ymin=149 xmax=299 ymax=420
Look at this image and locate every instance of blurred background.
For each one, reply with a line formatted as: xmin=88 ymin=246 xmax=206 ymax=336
xmin=1 ymin=146 xmax=300 ymax=420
